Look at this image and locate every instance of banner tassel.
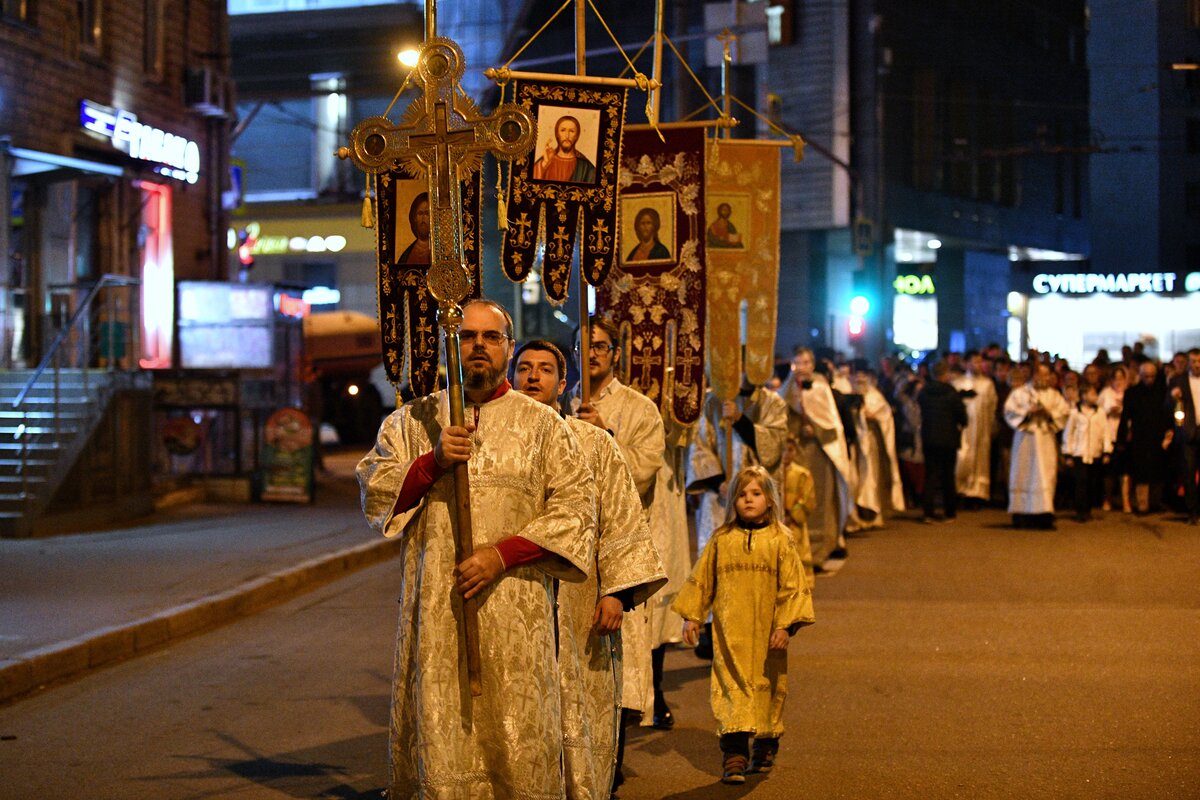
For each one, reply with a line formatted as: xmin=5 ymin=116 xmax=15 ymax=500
xmin=361 ymin=176 xmax=375 ymax=229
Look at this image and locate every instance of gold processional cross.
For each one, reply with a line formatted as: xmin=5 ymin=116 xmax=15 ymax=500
xmin=340 ymin=37 xmax=534 ymax=697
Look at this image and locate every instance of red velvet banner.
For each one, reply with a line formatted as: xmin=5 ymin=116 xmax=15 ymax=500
xmin=596 ymin=126 xmax=707 ymax=425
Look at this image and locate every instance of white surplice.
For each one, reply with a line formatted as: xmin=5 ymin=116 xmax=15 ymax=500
xmin=1004 ymin=385 xmax=1069 ymax=514
xmin=955 ymin=372 xmax=998 ymax=500
xmin=854 ymin=385 xmax=906 ymax=521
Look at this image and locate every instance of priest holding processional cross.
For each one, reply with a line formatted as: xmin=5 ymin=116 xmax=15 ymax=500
xmin=349 ymin=5 xmax=674 ymax=797
xmin=348 ymin=29 xmax=608 ymax=799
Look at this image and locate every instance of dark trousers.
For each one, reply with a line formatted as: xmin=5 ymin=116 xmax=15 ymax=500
xmin=922 ymin=445 xmax=958 ymax=519
xmin=1072 ymin=460 xmax=1104 ymax=518
xmin=720 ymin=731 xmax=751 ymax=758
xmin=1181 ymin=432 xmax=1200 ymax=516
xmin=613 ymin=708 xmax=634 ymax=789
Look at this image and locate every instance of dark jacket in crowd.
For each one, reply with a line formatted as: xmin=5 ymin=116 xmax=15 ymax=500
xmin=1119 ymin=380 xmax=1169 ymax=483
xmin=917 ymin=379 xmax=968 ymax=449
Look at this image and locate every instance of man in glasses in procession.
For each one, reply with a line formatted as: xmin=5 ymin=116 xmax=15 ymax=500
xmin=357 ymin=298 xmax=598 ymax=798
xmin=571 ymin=316 xmax=693 ymax=792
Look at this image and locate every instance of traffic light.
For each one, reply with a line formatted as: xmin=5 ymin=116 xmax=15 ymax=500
xmin=848 ymin=294 xmax=869 ymax=343
xmin=237 ymin=227 xmax=257 ymax=270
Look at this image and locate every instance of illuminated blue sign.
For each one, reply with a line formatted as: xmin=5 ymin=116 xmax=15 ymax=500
xmin=80 ymin=99 xmax=201 ymax=183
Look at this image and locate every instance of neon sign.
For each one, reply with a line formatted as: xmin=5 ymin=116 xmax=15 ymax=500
xmin=893 ymin=274 xmax=936 ymax=295
xmin=81 ymin=99 xmax=201 ymax=183
xmin=1032 ymin=272 xmax=1178 ymax=295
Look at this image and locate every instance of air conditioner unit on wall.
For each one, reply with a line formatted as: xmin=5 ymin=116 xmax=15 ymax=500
xmin=185 ymin=66 xmax=230 ymax=118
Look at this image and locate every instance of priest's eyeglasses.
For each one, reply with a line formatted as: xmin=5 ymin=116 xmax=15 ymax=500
xmin=460 ymin=330 xmax=512 ymax=346
xmin=574 ymin=341 xmax=614 ymax=355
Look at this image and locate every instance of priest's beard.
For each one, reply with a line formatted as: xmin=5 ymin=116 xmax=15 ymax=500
xmin=465 ymin=361 xmax=505 ymax=393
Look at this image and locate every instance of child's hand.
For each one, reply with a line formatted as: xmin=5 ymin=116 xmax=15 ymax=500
xmin=682 ymin=620 xmax=701 ymax=646
xmin=769 ymin=628 xmax=790 ymax=650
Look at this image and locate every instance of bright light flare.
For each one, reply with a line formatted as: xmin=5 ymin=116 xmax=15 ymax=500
xmin=398 ymin=49 xmax=420 ymax=68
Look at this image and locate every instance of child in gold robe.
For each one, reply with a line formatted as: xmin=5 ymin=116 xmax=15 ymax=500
xmin=673 ymin=465 xmax=815 ymax=784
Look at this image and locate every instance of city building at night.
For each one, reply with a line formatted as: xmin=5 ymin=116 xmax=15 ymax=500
xmin=0 ymin=0 xmax=233 ymax=533
xmin=1001 ymin=0 xmax=1200 ymax=365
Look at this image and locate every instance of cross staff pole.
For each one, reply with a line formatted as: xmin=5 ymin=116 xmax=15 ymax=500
xmin=340 ymin=35 xmax=534 ymax=698
xmin=575 ymin=0 xmax=592 ymax=409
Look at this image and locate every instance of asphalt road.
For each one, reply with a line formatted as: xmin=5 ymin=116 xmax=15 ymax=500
xmin=1 ymin=508 xmax=1198 ymax=799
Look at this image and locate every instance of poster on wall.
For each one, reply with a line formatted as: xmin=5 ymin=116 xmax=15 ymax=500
xmin=260 ymin=407 xmax=314 ymax=503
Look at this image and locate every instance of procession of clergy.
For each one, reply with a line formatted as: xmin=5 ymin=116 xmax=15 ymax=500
xmin=354 ymin=298 xmax=976 ymax=799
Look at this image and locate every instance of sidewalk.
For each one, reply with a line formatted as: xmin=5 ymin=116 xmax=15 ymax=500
xmin=0 ymin=449 xmax=395 ymax=705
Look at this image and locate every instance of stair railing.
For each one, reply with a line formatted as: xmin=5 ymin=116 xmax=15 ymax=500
xmin=10 ymin=275 xmax=141 ymax=515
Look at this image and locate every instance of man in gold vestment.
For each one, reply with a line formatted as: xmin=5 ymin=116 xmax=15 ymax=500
xmin=514 ymin=339 xmax=667 ymax=799
xmin=357 ymin=300 xmax=596 ymax=799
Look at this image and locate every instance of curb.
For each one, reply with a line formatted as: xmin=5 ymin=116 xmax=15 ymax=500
xmin=0 ymin=536 xmax=402 ymax=706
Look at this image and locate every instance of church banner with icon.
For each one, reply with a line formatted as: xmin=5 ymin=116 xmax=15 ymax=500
xmin=501 ymin=80 xmax=626 ymax=303
xmin=375 ymin=168 xmax=482 ymax=395
xmin=704 ymin=139 xmax=781 ymax=400
xmin=597 ymin=126 xmax=707 ymax=425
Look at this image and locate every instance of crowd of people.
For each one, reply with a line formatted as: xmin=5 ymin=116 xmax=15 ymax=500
xmin=876 ymin=342 xmax=1200 ymax=529
xmin=355 ymin=299 xmax=1200 ymax=799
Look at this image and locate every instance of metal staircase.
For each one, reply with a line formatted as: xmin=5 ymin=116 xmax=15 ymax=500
xmin=0 ymin=276 xmax=144 ymax=537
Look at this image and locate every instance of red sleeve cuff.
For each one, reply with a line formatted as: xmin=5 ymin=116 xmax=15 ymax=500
xmin=493 ymin=536 xmax=547 ymax=571
xmin=394 ymin=451 xmax=446 ymax=514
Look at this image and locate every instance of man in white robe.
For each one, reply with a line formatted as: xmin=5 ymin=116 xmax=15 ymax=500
xmin=955 ymin=350 xmax=998 ymax=508
xmin=571 ymin=316 xmax=690 ymax=781
xmin=687 ymin=378 xmax=789 ymax=552
xmin=513 ymin=339 xmax=667 ymax=800
xmin=781 ymin=348 xmax=855 ymax=569
xmin=357 ymin=299 xmax=596 ymax=798
xmin=852 ymin=370 xmax=906 ymax=527
xmin=1004 ymin=362 xmax=1070 ymax=529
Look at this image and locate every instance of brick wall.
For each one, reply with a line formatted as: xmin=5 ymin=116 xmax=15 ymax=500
xmin=1 ymin=0 xmax=230 ymax=281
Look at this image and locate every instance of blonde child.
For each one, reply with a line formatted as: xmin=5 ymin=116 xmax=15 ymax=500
xmin=672 ymin=465 xmax=815 ymax=784
xmin=783 ymin=437 xmax=818 ymax=588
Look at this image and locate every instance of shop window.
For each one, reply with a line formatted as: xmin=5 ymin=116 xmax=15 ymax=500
xmin=143 ymin=0 xmax=164 ymax=79
xmin=77 ymin=0 xmax=102 ymax=53
xmin=2 ymin=0 xmax=35 ymax=24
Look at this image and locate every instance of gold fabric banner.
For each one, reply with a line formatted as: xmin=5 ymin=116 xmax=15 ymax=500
xmin=374 ymin=168 xmax=482 ymax=395
xmin=501 ymin=80 xmax=627 ymax=303
xmin=596 ymin=126 xmax=707 ymax=425
xmin=704 ymin=139 xmax=782 ymax=400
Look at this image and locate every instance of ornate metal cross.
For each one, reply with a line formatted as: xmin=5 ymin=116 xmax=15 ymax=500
xmin=341 ymin=38 xmax=533 ymax=307
xmin=339 ymin=36 xmax=535 ymax=699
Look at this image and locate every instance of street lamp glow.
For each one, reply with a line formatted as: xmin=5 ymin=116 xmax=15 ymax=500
xmin=850 ymin=295 xmax=871 ymax=317
xmin=398 ymin=49 xmax=420 ymax=68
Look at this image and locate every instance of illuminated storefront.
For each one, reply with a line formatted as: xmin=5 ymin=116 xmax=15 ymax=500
xmin=891 ymin=272 xmax=938 ymax=354
xmin=1013 ymin=270 xmax=1200 ymax=365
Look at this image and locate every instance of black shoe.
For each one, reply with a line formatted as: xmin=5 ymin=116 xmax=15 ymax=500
xmin=749 ymin=747 xmax=776 ymax=774
xmin=651 ymin=709 xmax=674 ymax=730
xmin=828 ymin=547 xmax=848 ymax=559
